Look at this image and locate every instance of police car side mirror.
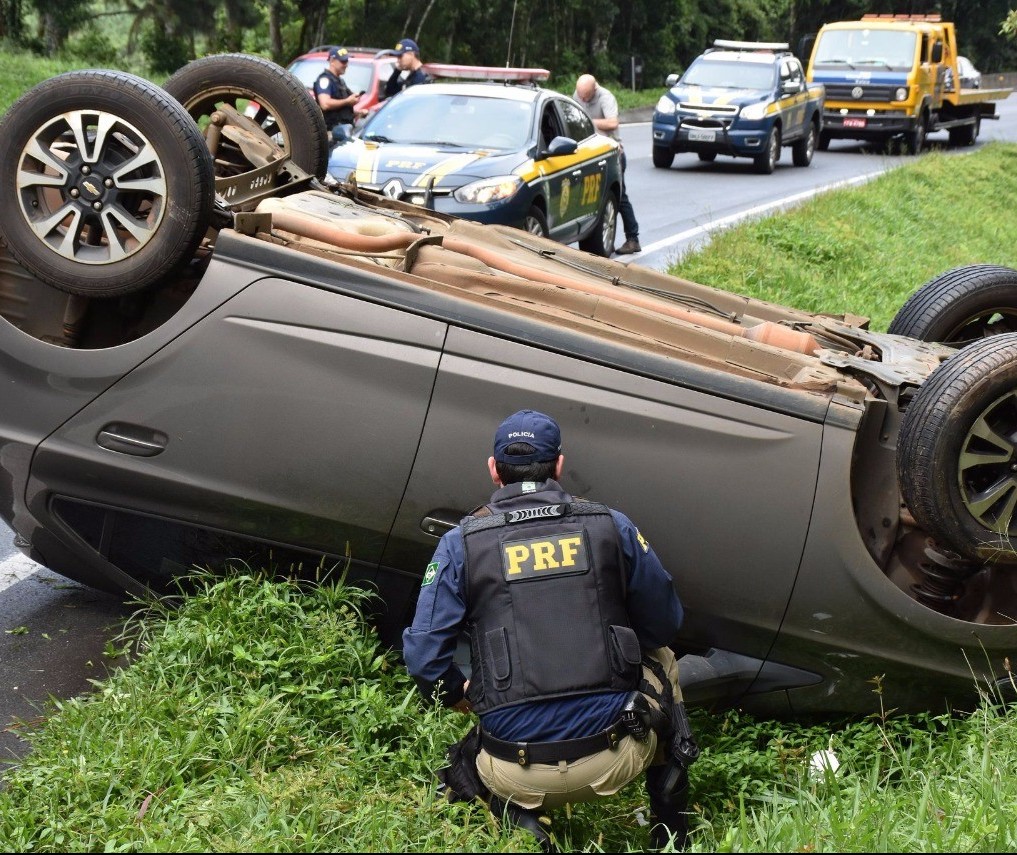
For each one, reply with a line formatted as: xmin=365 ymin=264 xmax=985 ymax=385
xmin=544 ymin=136 xmax=577 ymax=158
xmin=665 ymin=73 xmax=680 ymax=88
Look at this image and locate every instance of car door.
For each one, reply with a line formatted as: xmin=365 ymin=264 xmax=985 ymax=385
xmin=556 ymin=96 xmax=610 ymax=234
xmin=535 ymin=100 xmax=579 ymax=242
xmin=382 ymin=325 xmax=823 ymax=677
xmin=780 ymin=57 xmax=808 ymax=138
xmin=27 ymin=274 xmax=446 ymax=605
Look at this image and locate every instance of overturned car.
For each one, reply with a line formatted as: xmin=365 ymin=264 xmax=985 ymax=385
xmin=1 ymin=55 xmax=1016 ymax=719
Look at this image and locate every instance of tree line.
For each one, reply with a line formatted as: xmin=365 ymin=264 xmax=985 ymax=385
xmin=3 ymin=0 xmax=1017 ymax=82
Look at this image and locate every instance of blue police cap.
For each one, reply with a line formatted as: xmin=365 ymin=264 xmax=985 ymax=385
xmin=493 ymin=410 xmax=562 ymax=464
xmin=393 ymin=37 xmax=420 ymax=55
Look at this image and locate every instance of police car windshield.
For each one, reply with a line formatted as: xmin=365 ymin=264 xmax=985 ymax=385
xmin=363 ymin=93 xmax=532 ymax=149
xmin=681 ymin=59 xmax=776 ymax=90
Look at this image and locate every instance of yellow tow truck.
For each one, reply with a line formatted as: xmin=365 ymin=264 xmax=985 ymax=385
xmin=805 ymin=13 xmax=1011 ymax=153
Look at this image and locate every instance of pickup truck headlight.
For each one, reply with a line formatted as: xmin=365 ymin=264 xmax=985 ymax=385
xmin=655 ymin=95 xmax=677 ymax=115
xmin=740 ymin=101 xmax=769 ymax=120
xmin=893 ymin=86 xmax=908 ymax=101
xmin=453 ymin=176 xmax=523 ymax=205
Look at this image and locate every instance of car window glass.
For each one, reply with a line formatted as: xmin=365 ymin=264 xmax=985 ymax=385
xmin=813 ymin=29 xmax=917 ymax=70
xmin=782 ymin=59 xmax=804 ymax=88
xmin=558 ymin=98 xmax=594 ymax=141
xmin=287 ymin=58 xmax=325 ymax=89
xmin=362 ymin=92 xmax=531 ymax=149
xmin=682 ymin=59 xmax=775 ymax=89
xmin=540 ymin=102 xmax=565 ymax=148
xmin=342 ymin=61 xmax=376 ymax=94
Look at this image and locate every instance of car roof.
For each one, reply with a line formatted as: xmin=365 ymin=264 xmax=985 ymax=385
xmin=702 ymin=39 xmax=792 ymax=63
xmin=293 ymin=45 xmax=387 ymax=61
xmin=391 ymin=81 xmax=546 ymax=102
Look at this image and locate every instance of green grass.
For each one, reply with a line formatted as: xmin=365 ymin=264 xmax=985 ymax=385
xmin=670 ymin=143 xmax=1017 ymax=331
xmin=0 ymin=573 xmax=1014 ymax=853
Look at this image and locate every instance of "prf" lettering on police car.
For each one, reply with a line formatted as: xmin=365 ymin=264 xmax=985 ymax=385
xmin=501 ymin=531 xmax=589 ymax=580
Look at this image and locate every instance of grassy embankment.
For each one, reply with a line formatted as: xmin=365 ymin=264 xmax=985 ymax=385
xmin=2 ymin=48 xmax=1017 ymax=854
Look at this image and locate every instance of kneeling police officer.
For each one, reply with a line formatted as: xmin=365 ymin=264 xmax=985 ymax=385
xmin=402 ymin=409 xmax=698 ymax=851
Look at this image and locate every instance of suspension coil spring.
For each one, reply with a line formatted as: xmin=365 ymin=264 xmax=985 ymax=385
xmin=910 ymin=540 xmax=981 ymax=611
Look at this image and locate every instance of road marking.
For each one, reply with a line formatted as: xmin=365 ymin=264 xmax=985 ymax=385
xmin=636 ymin=171 xmax=890 ymax=260
xmin=0 ymin=554 xmax=39 ymax=594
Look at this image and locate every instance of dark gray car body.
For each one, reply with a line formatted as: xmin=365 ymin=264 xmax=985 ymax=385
xmin=1 ymin=63 xmax=1014 ymax=721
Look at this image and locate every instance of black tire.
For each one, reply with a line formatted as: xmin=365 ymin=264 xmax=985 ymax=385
xmin=652 ymin=145 xmax=674 ymax=169
xmin=792 ymin=121 xmax=817 ymax=167
xmin=578 ymin=189 xmax=618 ymax=257
xmin=887 ymin=264 xmax=1017 ymax=346
xmin=818 ymin=130 xmax=831 ymax=151
xmin=905 ymin=113 xmax=927 ymax=155
xmin=948 ymin=117 xmax=979 ymax=147
xmin=898 ymin=332 xmax=1017 ymax=562
xmin=522 ymin=205 xmax=548 ymax=238
xmin=0 ymin=70 xmax=214 ymax=298
xmin=163 ymin=53 xmax=328 ymax=180
xmin=697 ymin=151 xmax=717 ymax=163
xmin=753 ymin=126 xmax=780 ymax=174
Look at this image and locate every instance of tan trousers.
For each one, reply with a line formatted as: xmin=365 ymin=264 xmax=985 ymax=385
xmin=475 ymin=647 xmax=682 ymax=810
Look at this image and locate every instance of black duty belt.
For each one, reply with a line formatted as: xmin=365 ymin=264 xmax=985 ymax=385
xmin=481 ymin=720 xmax=626 ymax=766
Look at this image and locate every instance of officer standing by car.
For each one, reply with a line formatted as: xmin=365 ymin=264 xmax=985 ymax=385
xmin=314 ymin=46 xmax=363 ymax=144
xmin=402 ymin=409 xmax=697 ymax=851
xmin=382 ymin=37 xmax=432 ymax=100
xmin=573 ymin=74 xmax=641 ymax=255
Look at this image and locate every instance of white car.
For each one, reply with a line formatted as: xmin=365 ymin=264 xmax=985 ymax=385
xmin=957 ymin=55 xmax=981 ymax=89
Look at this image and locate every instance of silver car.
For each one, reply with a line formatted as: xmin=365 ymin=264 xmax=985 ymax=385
xmin=1 ymin=56 xmax=1016 ymax=719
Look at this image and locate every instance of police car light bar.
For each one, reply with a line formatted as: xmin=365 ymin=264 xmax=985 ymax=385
xmin=711 ymin=39 xmax=790 ymax=52
xmin=423 ymin=63 xmax=551 ymax=83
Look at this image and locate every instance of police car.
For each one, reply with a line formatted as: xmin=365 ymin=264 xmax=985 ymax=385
xmin=326 ymin=68 xmax=624 ymax=256
xmin=652 ymin=40 xmax=825 ymax=174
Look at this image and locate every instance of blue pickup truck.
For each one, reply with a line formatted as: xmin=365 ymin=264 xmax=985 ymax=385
xmin=652 ymin=40 xmax=825 ymax=174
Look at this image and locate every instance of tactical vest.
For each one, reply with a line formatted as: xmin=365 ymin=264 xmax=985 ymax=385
xmin=461 ymin=483 xmax=642 ymax=715
xmin=317 ymin=69 xmax=354 ymax=128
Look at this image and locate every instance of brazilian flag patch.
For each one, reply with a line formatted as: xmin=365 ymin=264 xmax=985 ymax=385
xmin=421 ymin=562 xmax=439 ymax=587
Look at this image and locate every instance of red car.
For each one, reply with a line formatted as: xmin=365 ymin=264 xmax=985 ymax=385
xmin=286 ymin=45 xmax=397 ymax=116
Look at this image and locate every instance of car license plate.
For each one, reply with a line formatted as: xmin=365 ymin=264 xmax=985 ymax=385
xmin=688 ymin=128 xmax=716 ymax=142
xmin=843 ymin=117 xmax=867 ymax=128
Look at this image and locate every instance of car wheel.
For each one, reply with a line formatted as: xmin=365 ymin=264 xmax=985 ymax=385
xmin=888 ymin=265 xmax=1017 ymax=346
xmin=753 ymin=127 xmax=780 ymax=174
xmin=0 ymin=69 xmax=214 ymax=298
xmin=905 ymin=113 xmax=927 ymax=155
xmin=163 ymin=53 xmax=328 ymax=180
xmin=578 ymin=189 xmax=618 ymax=257
xmin=948 ymin=117 xmax=979 ymax=147
xmin=818 ymin=130 xmax=831 ymax=151
xmin=697 ymin=151 xmax=717 ymax=163
xmin=522 ymin=205 xmax=549 ymax=238
xmin=792 ymin=122 xmax=817 ymax=167
xmin=898 ymin=332 xmax=1017 ymax=563
xmin=652 ymin=145 xmax=674 ymax=169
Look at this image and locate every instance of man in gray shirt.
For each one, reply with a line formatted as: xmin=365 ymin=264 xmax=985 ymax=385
xmin=573 ymin=74 xmax=640 ymax=255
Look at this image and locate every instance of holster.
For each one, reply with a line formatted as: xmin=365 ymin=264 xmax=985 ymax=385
xmin=437 ymin=722 xmax=491 ymax=804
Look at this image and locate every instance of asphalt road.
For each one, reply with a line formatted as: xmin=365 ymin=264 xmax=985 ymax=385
xmin=3 ymin=95 xmax=1017 ymax=771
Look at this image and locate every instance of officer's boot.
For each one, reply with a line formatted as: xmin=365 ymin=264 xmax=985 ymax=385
xmin=488 ymin=794 xmax=555 ymax=853
xmin=645 ymin=763 xmax=690 ymax=851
